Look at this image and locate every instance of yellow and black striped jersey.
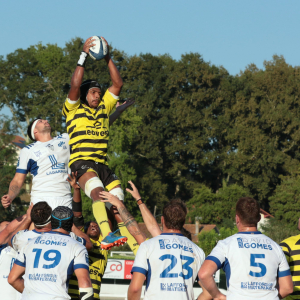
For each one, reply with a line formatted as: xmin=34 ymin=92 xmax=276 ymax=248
xmin=280 ymin=235 xmax=300 ymax=300
xmin=62 ymin=90 xmax=118 ymax=167
xmin=68 ymin=236 xmax=108 ymax=299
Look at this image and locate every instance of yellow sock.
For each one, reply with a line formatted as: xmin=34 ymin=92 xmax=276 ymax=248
xmin=118 ymin=222 xmax=139 ymax=255
xmin=92 ymin=201 xmax=111 ymax=237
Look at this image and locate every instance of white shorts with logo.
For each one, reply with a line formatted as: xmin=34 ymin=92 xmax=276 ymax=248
xmin=30 ymin=196 xmax=72 ymax=210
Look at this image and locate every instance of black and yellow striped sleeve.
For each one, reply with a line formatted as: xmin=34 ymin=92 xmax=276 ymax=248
xmin=62 ymin=98 xmax=80 ymax=117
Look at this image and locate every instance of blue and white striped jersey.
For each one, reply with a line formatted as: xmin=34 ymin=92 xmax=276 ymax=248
xmin=132 ymin=233 xmax=205 ymax=300
xmin=206 ymin=231 xmax=291 ymax=300
xmin=16 ymin=133 xmax=71 ymax=204
xmin=15 ymin=231 xmax=89 ymax=300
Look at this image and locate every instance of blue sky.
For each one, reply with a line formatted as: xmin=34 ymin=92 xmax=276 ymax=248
xmin=1 ymin=0 xmax=300 ymax=116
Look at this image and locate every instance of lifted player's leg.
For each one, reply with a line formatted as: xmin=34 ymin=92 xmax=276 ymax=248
xmin=78 ymin=171 xmax=127 ymax=250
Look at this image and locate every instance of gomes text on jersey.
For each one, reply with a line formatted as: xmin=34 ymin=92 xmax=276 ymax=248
xmin=158 ymin=237 xmax=194 ymax=253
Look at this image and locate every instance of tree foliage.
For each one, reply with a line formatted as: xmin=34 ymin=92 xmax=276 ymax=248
xmin=1 ymin=40 xmax=300 ymax=223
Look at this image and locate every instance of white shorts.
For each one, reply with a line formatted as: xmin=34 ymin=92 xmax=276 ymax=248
xmin=30 ymin=196 xmax=72 ymax=210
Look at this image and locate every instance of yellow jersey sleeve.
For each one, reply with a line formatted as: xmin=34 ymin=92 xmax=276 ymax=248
xmin=62 ymin=98 xmax=81 ymax=117
xmin=103 ymin=90 xmax=118 ymax=115
xmin=280 ymin=240 xmax=291 ymax=263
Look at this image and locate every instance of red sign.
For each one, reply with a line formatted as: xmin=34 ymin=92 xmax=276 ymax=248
xmin=103 ymin=259 xmax=134 ymax=280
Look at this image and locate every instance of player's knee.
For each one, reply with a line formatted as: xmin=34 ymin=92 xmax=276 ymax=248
xmin=84 ymin=177 xmax=104 ymax=199
xmin=109 ymin=187 xmax=124 ymax=201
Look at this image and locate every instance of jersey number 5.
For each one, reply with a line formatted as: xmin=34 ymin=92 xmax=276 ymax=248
xmin=32 ymin=248 xmax=61 ymax=269
xmin=249 ymin=254 xmax=267 ymax=277
xmin=159 ymin=254 xmax=194 ymax=279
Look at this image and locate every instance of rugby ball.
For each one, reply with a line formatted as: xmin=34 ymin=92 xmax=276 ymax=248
xmin=89 ymin=36 xmax=108 ymax=61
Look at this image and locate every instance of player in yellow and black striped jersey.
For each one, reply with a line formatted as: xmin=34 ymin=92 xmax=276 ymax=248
xmin=68 ymin=221 xmax=108 ymax=300
xmin=280 ymin=233 xmax=300 ymax=300
xmin=62 ymin=36 xmax=129 ymax=250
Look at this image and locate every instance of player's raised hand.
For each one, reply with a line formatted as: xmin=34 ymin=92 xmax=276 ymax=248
xmin=126 ymin=181 xmax=141 ymax=201
xmin=1 ymin=194 xmax=13 ymax=208
xmin=116 ymin=98 xmax=135 ymax=113
xmin=83 ymin=37 xmax=96 ymax=54
xmin=101 ymin=37 xmax=109 ymax=56
xmin=99 ymin=191 xmax=123 ymax=208
xmin=67 ymin=172 xmax=80 ymax=189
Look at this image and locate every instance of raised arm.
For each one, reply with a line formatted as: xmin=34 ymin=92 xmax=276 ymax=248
xmin=99 ymin=191 xmax=147 ymax=244
xmin=68 ymin=37 xmax=95 ymax=101
xmin=126 ymin=181 xmax=162 ymax=237
xmin=109 ymin=98 xmax=135 ymax=126
xmin=7 ymin=204 xmax=33 ymax=247
xmin=1 ymin=173 xmax=26 ymax=208
xmin=102 ymin=37 xmax=123 ymax=96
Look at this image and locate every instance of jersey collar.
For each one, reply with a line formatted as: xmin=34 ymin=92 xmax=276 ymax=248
xmin=238 ymin=231 xmax=262 ymax=234
xmin=160 ymin=233 xmax=184 ymax=236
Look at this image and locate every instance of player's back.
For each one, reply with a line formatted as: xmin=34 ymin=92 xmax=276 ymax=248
xmin=0 ymin=245 xmax=21 ymax=300
xmin=132 ymin=233 xmax=205 ymax=300
xmin=207 ymin=231 xmax=290 ymax=300
xmin=15 ymin=231 xmax=89 ymax=300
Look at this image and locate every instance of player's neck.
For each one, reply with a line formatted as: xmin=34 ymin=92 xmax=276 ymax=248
xmin=36 ymin=133 xmax=53 ymax=143
xmin=52 ymin=228 xmax=70 ymax=235
xmin=34 ymin=227 xmax=51 ymax=232
xmin=238 ymin=225 xmax=258 ymax=232
xmin=163 ymin=228 xmax=182 ymax=234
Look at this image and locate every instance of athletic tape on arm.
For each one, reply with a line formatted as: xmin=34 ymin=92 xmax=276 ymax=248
xmin=84 ymin=177 xmax=104 ymax=199
xmin=79 ymin=287 xmax=93 ymax=300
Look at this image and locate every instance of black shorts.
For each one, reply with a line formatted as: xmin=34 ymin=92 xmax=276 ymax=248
xmin=70 ymin=160 xmax=121 ymax=190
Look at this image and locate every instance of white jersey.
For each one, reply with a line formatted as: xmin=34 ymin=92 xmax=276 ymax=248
xmin=16 ymin=133 xmax=71 ymax=208
xmin=11 ymin=229 xmax=86 ymax=253
xmin=207 ymin=231 xmax=291 ymax=300
xmin=15 ymin=231 xmax=89 ymax=300
xmin=132 ymin=233 xmax=205 ymax=300
xmin=0 ymin=245 xmax=21 ymax=300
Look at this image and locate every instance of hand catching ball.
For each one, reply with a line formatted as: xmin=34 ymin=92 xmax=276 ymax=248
xmin=89 ymin=36 xmax=108 ymax=61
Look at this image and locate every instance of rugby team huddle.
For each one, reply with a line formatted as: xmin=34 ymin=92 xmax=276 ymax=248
xmin=0 ymin=37 xmax=296 ymax=300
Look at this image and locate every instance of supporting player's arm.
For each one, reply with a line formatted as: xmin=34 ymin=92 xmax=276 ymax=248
xmin=109 ymin=98 xmax=135 ymax=125
xmin=68 ymin=173 xmax=93 ymax=251
xmin=1 ymin=173 xmax=26 ymax=208
xmin=100 ymin=191 xmax=147 ymax=244
xmin=278 ymin=275 xmax=293 ymax=299
xmin=75 ymin=268 xmax=94 ymax=300
xmin=68 ymin=37 xmax=95 ymax=101
xmin=7 ymin=204 xmax=33 ymax=247
xmin=126 ymin=181 xmax=162 ymax=237
xmin=128 ymin=272 xmax=145 ymax=300
xmin=8 ymin=264 xmax=25 ymax=293
xmin=198 ymin=260 xmax=226 ymax=300
xmin=0 ymin=204 xmax=32 ymax=245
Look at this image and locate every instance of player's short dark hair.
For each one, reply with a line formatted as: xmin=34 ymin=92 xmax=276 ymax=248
xmin=80 ymin=79 xmax=101 ymax=105
xmin=27 ymin=118 xmax=40 ymax=141
xmin=51 ymin=206 xmax=73 ymax=232
xmin=236 ymin=197 xmax=260 ymax=226
xmin=163 ymin=199 xmax=187 ymax=230
xmin=31 ymin=202 xmax=52 ymax=227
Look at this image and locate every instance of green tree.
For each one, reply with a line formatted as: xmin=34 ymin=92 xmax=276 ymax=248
xmin=0 ymin=116 xmax=28 ymax=221
xmin=197 ymin=227 xmax=238 ymax=256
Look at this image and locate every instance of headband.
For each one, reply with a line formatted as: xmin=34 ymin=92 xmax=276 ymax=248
xmin=31 ymin=119 xmax=41 ymax=141
xmin=34 ymin=215 xmax=51 ymax=228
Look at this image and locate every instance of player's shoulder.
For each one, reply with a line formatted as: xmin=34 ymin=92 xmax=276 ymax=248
xmin=3 ymin=246 xmax=17 ymax=256
xmin=54 ymin=133 xmax=69 ymax=141
xmin=20 ymin=142 xmax=37 ymax=154
xmin=280 ymin=234 xmax=300 ymax=247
